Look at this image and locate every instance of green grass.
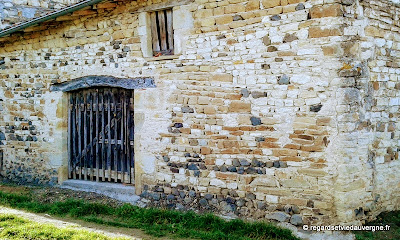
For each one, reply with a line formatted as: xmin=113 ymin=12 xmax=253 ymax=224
xmin=355 ymin=211 xmax=400 ymax=240
xmin=0 ymin=214 xmax=129 ymax=240
xmin=0 ymin=189 xmax=299 ymax=240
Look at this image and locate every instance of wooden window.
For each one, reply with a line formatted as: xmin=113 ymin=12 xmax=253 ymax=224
xmin=150 ymin=9 xmax=174 ymax=56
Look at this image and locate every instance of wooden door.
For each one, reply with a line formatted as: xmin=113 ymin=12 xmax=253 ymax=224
xmin=68 ymin=88 xmax=134 ymax=183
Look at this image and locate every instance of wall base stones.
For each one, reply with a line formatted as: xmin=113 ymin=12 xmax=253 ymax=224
xmin=0 ymin=0 xmax=399 ymax=227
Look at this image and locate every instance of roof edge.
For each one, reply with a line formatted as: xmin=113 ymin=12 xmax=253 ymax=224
xmin=0 ymin=0 xmax=105 ymax=38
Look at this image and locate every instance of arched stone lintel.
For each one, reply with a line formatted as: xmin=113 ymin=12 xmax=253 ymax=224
xmin=50 ymin=75 xmax=156 ymax=92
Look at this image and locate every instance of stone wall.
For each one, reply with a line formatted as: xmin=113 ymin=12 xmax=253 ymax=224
xmin=0 ymin=0 xmax=82 ymax=29
xmin=330 ymin=0 xmax=400 ymax=224
xmin=0 ymin=0 xmax=399 ymax=226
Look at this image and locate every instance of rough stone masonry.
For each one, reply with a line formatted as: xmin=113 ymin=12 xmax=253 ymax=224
xmin=0 ymin=0 xmax=400 ymax=227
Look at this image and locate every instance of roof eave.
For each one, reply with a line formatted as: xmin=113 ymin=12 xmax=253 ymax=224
xmin=0 ymin=0 xmax=105 ymax=38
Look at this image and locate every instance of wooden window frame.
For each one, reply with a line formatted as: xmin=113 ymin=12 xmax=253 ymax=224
xmin=149 ymin=8 xmax=174 ymax=57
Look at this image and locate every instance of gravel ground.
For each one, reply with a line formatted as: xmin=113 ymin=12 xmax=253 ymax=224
xmin=32 ymin=186 xmax=127 ymax=207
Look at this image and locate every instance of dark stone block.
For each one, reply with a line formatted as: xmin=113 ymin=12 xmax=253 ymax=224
xmin=188 ymin=163 xmax=198 ymax=170
xmin=267 ymin=46 xmax=278 ymax=52
xmin=0 ymin=132 xmax=5 ymax=140
xmin=152 ymin=193 xmax=161 ymax=201
xmin=188 ymin=190 xmax=196 ymax=197
xmin=220 ymin=165 xmax=228 ymax=172
xmin=228 ymin=166 xmax=237 ymax=172
xmin=50 ymin=75 xmax=156 ymax=92
xmin=283 ymin=33 xmax=298 ymax=43
xmin=246 ymin=193 xmax=256 ymax=200
xmin=232 ymin=159 xmax=240 ymax=167
xmin=167 ymin=194 xmax=175 ymax=200
xmin=181 ymin=106 xmax=194 ymax=113
xmin=261 ymin=64 xmax=270 ymax=70
xmin=240 ymin=159 xmax=250 ymax=166
xmin=241 ymin=88 xmax=250 ymax=97
xmin=205 ymin=194 xmax=213 ymax=200
xmin=236 ymin=199 xmax=245 ymax=207
xmin=273 ymin=161 xmax=280 ymax=168
xmin=255 ymin=137 xmax=265 ymax=142
xmin=270 ymin=15 xmax=281 ymax=21
xmin=251 ymin=91 xmax=267 ymax=98
xmin=194 ymin=170 xmax=200 ymax=177
xmin=250 ymin=117 xmax=262 ymax=126
xmin=174 ymin=123 xmax=183 ymax=128
xmin=278 ymin=75 xmax=290 ymax=85
xmin=199 ymin=198 xmax=208 ymax=206
xmin=310 ymin=104 xmax=322 ymax=112
xmin=245 ymin=167 xmax=257 ymax=174
xmin=257 ymin=201 xmax=266 ymax=210
xmin=295 ymin=3 xmax=305 ymax=10
xmin=251 ymin=159 xmax=261 ymax=167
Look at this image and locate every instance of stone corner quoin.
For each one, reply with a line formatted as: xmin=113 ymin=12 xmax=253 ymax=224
xmin=0 ymin=0 xmax=400 ymax=227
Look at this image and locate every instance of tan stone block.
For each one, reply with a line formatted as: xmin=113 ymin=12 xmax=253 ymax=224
xmin=272 ymin=149 xmax=298 ymax=157
xmin=322 ymin=45 xmax=339 ymax=56
xmin=238 ymin=115 xmax=251 ymax=124
xmin=250 ymin=176 xmax=277 ymax=187
xmin=280 ymin=197 xmax=308 ymax=206
xmin=257 ymin=187 xmax=290 ymax=196
xmin=246 ymin=0 xmax=260 ymax=11
xmin=195 ymin=9 xmax=213 ymax=18
xmin=297 ymin=169 xmax=327 ymax=177
xmin=204 ymin=106 xmax=216 ymax=114
xmin=201 ymin=18 xmax=216 ymax=27
xmin=216 ymin=172 xmax=238 ymax=180
xmin=188 ymin=96 xmax=198 ymax=104
xmin=201 ymin=147 xmax=212 ymax=155
xmin=315 ymin=117 xmax=331 ymax=126
xmin=214 ymin=7 xmax=225 ymax=15
xmin=314 ymin=201 xmax=332 ymax=210
xmin=198 ymin=96 xmax=209 ymax=105
xmin=281 ymin=0 xmax=288 ymax=6
xmin=72 ymin=9 xmax=97 ymax=16
xmin=225 ymin=3 xmax=246 ymax=13
xmin=310 ymin=4 xmax=343 ymax=18
xmin=280 ymin=177 xmax=311 ymax=189
xmin=336 ymin=179 xmax=365 ymax=192
xmin=211 ymin=73 xmax=233 ymax=82
xmin=280 ymin=156 xmax=302 ymax=162
xmin=228 ymin=21 xmax=247 ymax=28
xmin=215 ymin=15 xmax=234 ymax=25
xmin=283 ymin=4 xmax=296 ymax=13
xmin=267 ymin=6 xmax=283 ymax=14
xmin=308 ymin=27 xmax=342 ymax=38
xmin=112 ymin=30 xmax=125 ymax=40
xmin=365 ymin=26 xmax=384 ymax=38
xmin=228 ymin=101 xmax=251 ymax=113
xmin=288 ymin=0 xmax=305 ymax=3
xmin=208 ymin=186 xmax=222 ymax=194
xmin=262 ymin=0 xmax=281 ymax=8
xmin=96 ymin=2 xmax=117 ymax=8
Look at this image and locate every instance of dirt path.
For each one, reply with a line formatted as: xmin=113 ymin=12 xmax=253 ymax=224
xmin=0 ymin=206 xmax=141 ymax=239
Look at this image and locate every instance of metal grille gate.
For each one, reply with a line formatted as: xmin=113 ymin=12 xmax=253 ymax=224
xmin=68 ymin=88 xmax=134 ymax=183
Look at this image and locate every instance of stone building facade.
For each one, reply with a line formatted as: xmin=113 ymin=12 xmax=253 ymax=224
xmin=0 ymin=0 xmax=400 ymax=226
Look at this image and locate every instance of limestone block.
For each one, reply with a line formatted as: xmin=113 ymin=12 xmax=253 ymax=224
xmin=310 ymin=4 xmax=343 ymax=18
xmin=228 ymin=101 xmax=251 ymax=113
xmin=262 ymin=0 xmax=281 ymax=9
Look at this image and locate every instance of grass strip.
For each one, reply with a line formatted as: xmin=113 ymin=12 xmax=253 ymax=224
xmin=354 ymin=211 xmax=400 ymax=240
xmin=0 ymin=190 xmax=299 ymax=240
xmin=0 ymin=213 xmax=129 ymax=240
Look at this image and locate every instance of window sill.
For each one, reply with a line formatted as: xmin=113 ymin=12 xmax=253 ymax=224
xmin=145 ymin=55 xmax=180 ymax=61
